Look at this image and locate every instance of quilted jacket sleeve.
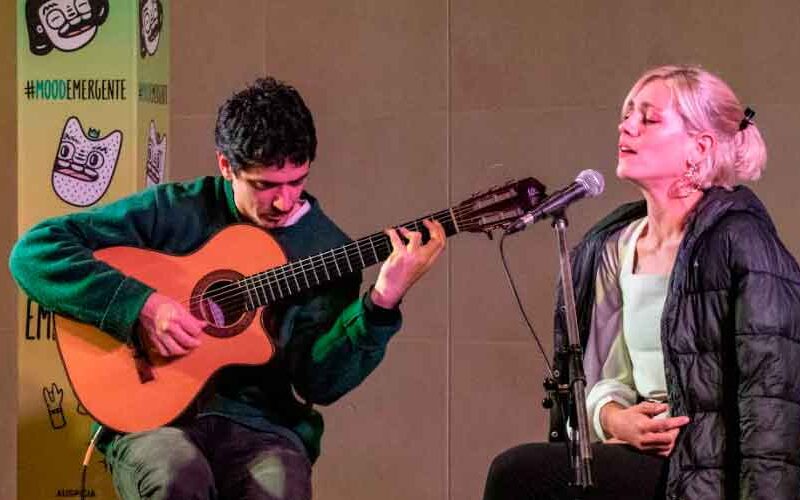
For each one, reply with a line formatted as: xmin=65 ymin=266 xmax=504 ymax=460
xmin=727 ymin=213 xmax=800 ymax=499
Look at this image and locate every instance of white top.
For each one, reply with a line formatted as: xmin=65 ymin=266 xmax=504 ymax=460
xmin=585 ymin=217 xmax=669 ymax=440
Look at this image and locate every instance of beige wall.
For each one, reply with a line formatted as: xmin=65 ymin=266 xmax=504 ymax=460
xmin=5 ymin=1 xmax=800 ymax=499
xmin=1 ymin=0 xmax=17 ymax=497
xmin=165 ymin=2 xmax=800 ymax=500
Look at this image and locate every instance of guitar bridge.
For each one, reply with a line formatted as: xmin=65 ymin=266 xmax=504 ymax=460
xmin=130 ymin=330 xmax=155 ymax=384
xmin=133 ymin=350 xmax=155 ymax=383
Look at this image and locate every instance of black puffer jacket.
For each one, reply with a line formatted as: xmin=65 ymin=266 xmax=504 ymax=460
xmin=550 ymin=186 xmax=800 ymax=499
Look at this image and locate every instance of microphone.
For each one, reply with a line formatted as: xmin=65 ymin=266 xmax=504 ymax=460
xmin=505 ymin=169 xmax=605 ymax=234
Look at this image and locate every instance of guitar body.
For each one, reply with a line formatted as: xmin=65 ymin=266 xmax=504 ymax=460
xmin=55 ymin=224 xmax=285 ymax=433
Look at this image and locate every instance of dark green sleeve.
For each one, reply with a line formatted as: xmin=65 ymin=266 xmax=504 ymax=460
xmin=287 ymin=277 xmax=403 ymax=405
xmin=8 ymin=190 xmax=163 ymax=342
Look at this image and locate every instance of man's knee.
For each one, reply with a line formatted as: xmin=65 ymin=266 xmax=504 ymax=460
xmin=245 ymin=445 xmax=312 ymax=500
xmin=109 ymin=427 xmax=215 ymax=500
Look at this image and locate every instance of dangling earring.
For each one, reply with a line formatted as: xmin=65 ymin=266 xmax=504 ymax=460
xmin=684 ymin=161 xmax=701 ymax=190
xmin=669 ymin=161 xmax=701 ymax=198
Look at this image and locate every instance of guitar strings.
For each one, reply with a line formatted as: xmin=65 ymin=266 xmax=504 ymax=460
xmin=182 ymin=224 xmax=443 ymax=315
xmin=182 ymin=207 xmax=464 ymax=309
xmin=186 ymin=206 xmax=492 ymax=313
xmin=180 ymin=203 xmax=507 ymax=320
xmin=199 ymin=222 xmax=496 ymax=325
xmin=188 ymin=215 xmax=490 ymax=322
xmin=184 ymin=207 xmax=495 ymax=322
xmin=192 ymin=214 xmax=498 ymax=323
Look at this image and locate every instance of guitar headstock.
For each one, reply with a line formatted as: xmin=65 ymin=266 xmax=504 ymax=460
xmin=454 ymin=177 xmax=546 ymax=235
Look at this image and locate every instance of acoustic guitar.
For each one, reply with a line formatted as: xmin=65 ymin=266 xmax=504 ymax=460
xmin=55 ymin=177 xmax=545 ymax=432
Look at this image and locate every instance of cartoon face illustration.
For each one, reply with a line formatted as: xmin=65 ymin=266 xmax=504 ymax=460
xmin=26 ymin=0 xmax=109 ymax=56
xmin=52 ymin=117 xmax=122 ymax=207
xmin=145 ymin=121 xmax=167 ymax=186
xmin=140 ymin=0 xmax=163 ymax=58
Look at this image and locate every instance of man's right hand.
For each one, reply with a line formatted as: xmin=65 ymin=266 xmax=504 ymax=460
xmin=600 ymin=401 xmax=690 ymax=457
xmin=138 ymin=292 xmax=207 ymax=357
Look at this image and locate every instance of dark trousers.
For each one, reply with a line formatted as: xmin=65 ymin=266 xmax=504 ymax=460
xmin=105 ymin=415 xmax=312 ymax=500
xmin=483 ymin=442 xmax=668 ymax=500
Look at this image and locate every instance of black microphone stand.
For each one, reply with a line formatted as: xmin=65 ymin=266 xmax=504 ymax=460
xmin=550 ymin=211 xmax=594 ymax=492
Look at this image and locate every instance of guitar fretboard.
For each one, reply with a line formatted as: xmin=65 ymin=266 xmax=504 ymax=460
xmin=236 ymin=208 xmax=461 ymax=310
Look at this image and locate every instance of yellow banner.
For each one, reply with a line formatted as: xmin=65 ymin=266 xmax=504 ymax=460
xmin=17 ymin=1 xmax=169 ymax=497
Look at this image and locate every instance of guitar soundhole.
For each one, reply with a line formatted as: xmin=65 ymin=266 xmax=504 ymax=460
xmin=190 ymin=270 xmax=256 ymax=339
xmin=201 ymin=281 xmax=244 ymax=327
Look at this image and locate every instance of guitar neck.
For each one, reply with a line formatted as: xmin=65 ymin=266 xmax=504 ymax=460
xmin=239 ymin=207 xmax=462 ymax=309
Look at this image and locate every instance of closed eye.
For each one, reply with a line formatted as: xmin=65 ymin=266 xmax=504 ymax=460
xmin=249 ymin=181 xmax=276 ymax=191
xmin=246 ymin=172 xmax=308 ymax=191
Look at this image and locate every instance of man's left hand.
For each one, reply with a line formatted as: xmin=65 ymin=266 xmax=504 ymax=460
xmin=371 ymin=219 xmax=446 ymax=309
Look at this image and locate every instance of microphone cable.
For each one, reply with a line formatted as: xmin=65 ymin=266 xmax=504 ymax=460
xmin=498 ymin=231 xmax=574 ymax=466
xmin=498 ymin=231 xmax=554 ymax=378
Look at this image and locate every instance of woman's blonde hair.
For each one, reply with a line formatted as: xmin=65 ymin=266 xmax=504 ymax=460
xmin=623 ymin=65 xmax=767 ymax=189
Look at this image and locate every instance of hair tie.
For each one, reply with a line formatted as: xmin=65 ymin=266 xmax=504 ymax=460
xmin=738 ymin=107 xmax=756 ymax=131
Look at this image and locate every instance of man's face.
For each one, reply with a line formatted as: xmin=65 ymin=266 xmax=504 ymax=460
xmin=39 ymin=0 xmax=98 ymax=51
xmin=218 ymin=154 xmax=310 ymax=229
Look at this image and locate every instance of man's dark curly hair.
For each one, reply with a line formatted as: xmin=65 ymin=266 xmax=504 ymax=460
xmin=214 ymin=77 xmax=316 ymax=173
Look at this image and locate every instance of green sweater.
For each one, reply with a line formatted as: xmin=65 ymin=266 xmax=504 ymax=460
xmin=9 ymin=176 xmax=403 ymax=461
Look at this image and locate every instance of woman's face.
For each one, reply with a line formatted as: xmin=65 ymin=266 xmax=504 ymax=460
xmin=616 ymin=79 xmax=695 ymax=189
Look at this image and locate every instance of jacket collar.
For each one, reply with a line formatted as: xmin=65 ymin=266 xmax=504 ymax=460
xmin=684 ymin=185 xmax=774 ymax=241
xmin=586 ymin=185 xmax=773 ymax=249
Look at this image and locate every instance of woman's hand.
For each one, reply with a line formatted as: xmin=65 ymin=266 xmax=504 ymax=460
xmin=601 ymin=401 xmax=690 ymax=457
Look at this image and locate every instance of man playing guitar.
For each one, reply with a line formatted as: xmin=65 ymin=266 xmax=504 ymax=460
xmin=10 ymin=76 xmax=445 ymax=500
